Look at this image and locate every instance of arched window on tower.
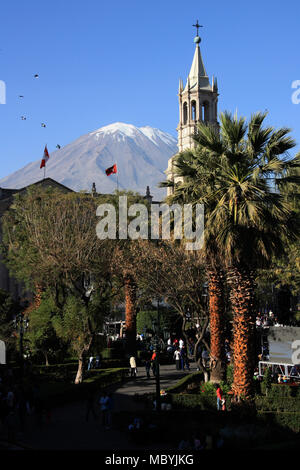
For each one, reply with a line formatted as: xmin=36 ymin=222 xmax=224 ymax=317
xmin=183 ymin=102 xmax=188 ymax=125
xmin=202 ymin=101 xmax=210 ymax=122
xmin=191 ymin=100 xmax=197 ymax=121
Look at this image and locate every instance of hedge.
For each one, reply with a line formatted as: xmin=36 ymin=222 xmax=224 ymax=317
xmin=166 ymin=372 xmax=203 ymax=394
xmin=255 ymin=396 xmax=300 ymax=413
xmin=36 ymin=367 xmax=128 ymax=408
xmin=268 ymin=383 xmax=300 ymax=398
xmin=169 ymin=392 xmax=216 ymax=410
xmin=258 ymin=411 xmax=300 ymax=433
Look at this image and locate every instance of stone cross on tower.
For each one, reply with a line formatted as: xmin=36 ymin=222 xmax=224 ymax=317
xmin=192 ymin=20 xmax=203 ymax=36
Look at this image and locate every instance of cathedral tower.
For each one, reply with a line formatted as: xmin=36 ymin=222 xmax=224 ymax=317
xmin=165 ymin=24 xmax=219 ymax=195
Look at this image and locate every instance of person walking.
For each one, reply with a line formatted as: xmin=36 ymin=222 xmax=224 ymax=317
xmin=151 ymin=350 xmax=157 ymax=376
xmin=216 ymin=384 xmax=223 ymax=411
xmin=145 ymin=358 xmax=151 ymax=378
xmin=106 ymin=393 xmax=114 ymax=429
xmin=180 ymin=346 xmax=187 ymax=370
xmin=129 ymin=355 xmax=137 ymax=378
xmin=87 ymin=356 xmax=94 ymax=371
xmin=95 ymin=355 xmax=101 ymax=368
xmin=99 ymin=392 xmax=110 ymax=428
xmin=174 ymin=348 xmax=181 ymax=370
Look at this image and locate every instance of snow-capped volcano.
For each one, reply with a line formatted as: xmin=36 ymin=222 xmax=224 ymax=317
xmin=0 ymin=123 xmax=177 ymax=199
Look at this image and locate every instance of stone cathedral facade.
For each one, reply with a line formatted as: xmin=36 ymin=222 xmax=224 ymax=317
xmin=165 ymin=31 xmax=219 ymax=196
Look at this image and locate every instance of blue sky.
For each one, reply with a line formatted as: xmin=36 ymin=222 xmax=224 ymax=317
xmin=0 ymin=0 xmax=300 ymax=180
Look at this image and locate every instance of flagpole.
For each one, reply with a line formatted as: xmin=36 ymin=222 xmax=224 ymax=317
xmin=115 ymin=159 xmax=119 ymax=192
xmin=44 ymin=143 xmax=47 ymax=179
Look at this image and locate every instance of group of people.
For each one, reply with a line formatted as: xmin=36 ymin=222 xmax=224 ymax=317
xmin=166 ymin=337 xmax=190 ymax=371
xmin=84 ymin=389 xmax=115 ymax=429
xmin=0 ymin=366 xmax=48 ymax=441
xmin=87 ymin=354 xmax=101 ymax=371
xmin=129 ymin=350 xmax=159 ymax=379
xmin=216 ymin=384 xmax=226 ymax=411
xmin=256 ymin=311 xmax=281 ymax=328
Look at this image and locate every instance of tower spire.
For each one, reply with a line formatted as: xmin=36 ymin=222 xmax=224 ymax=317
xmin=185 ymin=22 xmax=209 ymax=91
xmin=165 ymin=25 xmax=220 ymax=196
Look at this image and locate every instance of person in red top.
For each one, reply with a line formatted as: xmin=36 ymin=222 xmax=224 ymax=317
xmin=216 ymin=385 xmax=223 ymax=411
xmin=151 ymin=350 xmax=157 ymax=376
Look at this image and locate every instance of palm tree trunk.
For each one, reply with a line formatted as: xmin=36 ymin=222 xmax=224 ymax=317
xmin=228 ymin=267 xmax=255 ymax=399
xmin=124 ymin=273 xmax=137 ymax=354
xmin=208 ymin=267 xmax=226 ymax=383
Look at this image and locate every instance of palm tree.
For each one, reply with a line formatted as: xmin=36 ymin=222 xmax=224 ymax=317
xmin=124 ymin=272 xmax=137 ymax=354
xmin=162 ymin=111 xmax=300 ymax=398
xmin=162 ymin=145 xmax=227 ymax=382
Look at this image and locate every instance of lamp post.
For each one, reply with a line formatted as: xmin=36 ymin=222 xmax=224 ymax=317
xmin=13 ymin=313 xmax=29 ymax=379
xmin=152 ymin=299 xmax=161 ymax=412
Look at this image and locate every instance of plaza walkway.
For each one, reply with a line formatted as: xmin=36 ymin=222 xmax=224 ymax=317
xmin=4 ymin=363 xmax=197 ymax=450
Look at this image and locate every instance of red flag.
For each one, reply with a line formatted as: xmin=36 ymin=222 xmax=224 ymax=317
xmin=105 ymin=163 xmax=117 ymax=176
xmin=40 ymin=145 xmax=50 ymax=169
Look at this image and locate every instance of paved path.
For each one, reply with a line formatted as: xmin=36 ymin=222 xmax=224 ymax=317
xmin=4 ymin=363 xmax=197 ymax=450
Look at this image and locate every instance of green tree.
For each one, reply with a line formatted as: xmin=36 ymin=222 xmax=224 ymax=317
xmin=132 ymin=240 xmax=209 ymax=376
xmin=25 ymin=293 xmax=65 ymax=366
xmin=1 ymin=188 xmax=115 ymax=382
xmin=0 ymin=288 xmax=21 ymax=358
xmin=52 ymin=291 xmax=107 ymax=383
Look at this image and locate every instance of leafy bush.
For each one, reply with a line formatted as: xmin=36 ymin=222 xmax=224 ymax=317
xmin=37 ymin=367 xmax=128 ymax=407
xmin=101 ymin=348 xmax=122 ymax=359
xmin=268 ymin=383 xmax=300 ymax=398
xmin=226 ymin=364 xmax=234 ymax=386
xmin=261 ymin=367 xmax=272 ymax=395
xmin=258 ymin=411 xmax=300 ymax=433
xmin=166 ymin=372 xmax=202 ymax=394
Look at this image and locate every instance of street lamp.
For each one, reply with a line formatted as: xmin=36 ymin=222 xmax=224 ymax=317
xmin=152 ymin=302 xmax=161 ymax=412
xmin=13 ymin=313 xmax=29 ymax=379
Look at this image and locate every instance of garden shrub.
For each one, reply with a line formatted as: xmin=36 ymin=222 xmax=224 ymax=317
xmin=226 ymin=364 xmax=234 ymax=387
xmin=37 ymin=367 xmax=128 ymax=407
xmin=166 ymin=372 xmax=202 ymax=394
xmin=268 ymin=383 xmax=300 ymax=398
xmin=261 ymin=367 xmax=272 ymax=395
xmin=101 ymin=348 xmax=122 ymax=359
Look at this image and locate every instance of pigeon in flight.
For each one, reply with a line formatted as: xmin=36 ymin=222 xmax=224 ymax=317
xmin=34 ymin=74 xmax=39 ymax=78
xmin=56 ymin=144 xmax=61 ymax=149
xmin=41 ymin=123 xmax=46 ymax=128
xmin=19 ymin=95 xmax=24 ymax=98
xmin=21 ymin=116 xmax=26 ymax=120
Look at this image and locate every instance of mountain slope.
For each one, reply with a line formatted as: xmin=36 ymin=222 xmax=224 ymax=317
xmin=0 ymin=123 xmax=178 ymax=200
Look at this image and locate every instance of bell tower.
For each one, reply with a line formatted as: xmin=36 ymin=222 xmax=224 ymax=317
xmin=165 ymin=23 xmax=219 ymax=195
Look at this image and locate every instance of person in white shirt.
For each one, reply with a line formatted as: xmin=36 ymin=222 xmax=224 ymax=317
xmin=129 ymin=356 xmax=137 ymax=377
xmin=174 ymin=349 xmax=181 ymax=370
xmin=179 ymin=338 xmax=184 ymax=349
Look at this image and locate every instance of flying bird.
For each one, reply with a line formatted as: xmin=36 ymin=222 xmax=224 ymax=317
xmin=21 ymin=116 xmax=26 ymax=120
xmin=41 ymin=123 xmax=46 ymax=127
xmin=56 ymin=144 xmax=61 ymax=149
xmin=34 ymin=74 xmax=39 ymax=78
xmin=19 ymin=95 xmax=24 ymax=98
